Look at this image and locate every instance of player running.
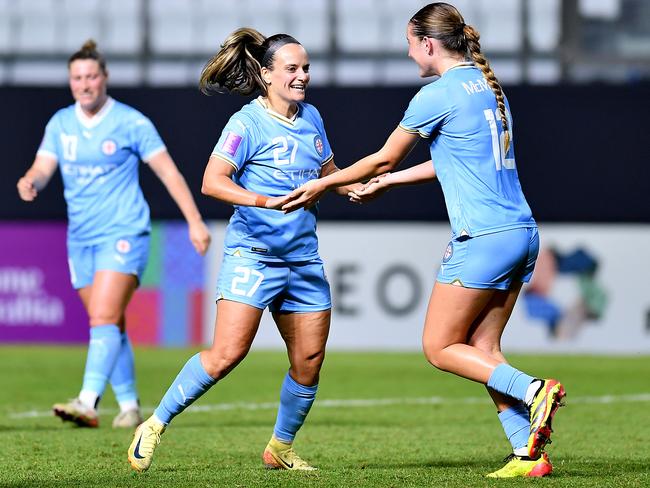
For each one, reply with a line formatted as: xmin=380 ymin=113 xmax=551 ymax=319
xmin=17 ymin=39 xmax=210 ymax=429
xmin=282 ymin=2 xmax=566 ymax=478
xmin=128 ymin=28 xmax=357 ymax=472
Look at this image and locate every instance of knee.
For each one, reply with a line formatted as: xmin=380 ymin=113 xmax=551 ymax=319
xmin=201 ymin=346 xmax=249 ymax=380
xmin=422 ymin=339 xmax=447 ymax=371
xmin=88 ymin=308 xmax=122 ymax=327
xmin=290 ymin=350 xmax=325 ymax=385
xmin=423 ymin=349 xmax=446 ymax=371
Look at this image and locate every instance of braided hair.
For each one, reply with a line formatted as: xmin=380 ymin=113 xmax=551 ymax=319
xmin=410 ymin=3 xmax=511 ymax=151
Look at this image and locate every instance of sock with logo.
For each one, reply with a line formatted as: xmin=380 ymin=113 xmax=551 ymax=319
xmin=273 ymin=372 xmax=318 ymax=443
xmin=487 ymin=363 xmax=536 ymax=403
xmin=109 ymin=331 xmax=140 ymax=412
xmin=153 ymin=353 xmax=216 ymax=425
xmin=498 ymin=403 xmax=531 ymax=455
xmin=79 ymin=324 xmax=122 ymax=409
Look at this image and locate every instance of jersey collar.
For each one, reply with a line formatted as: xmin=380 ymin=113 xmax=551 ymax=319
xmin=255 ymin=96 xmax=300 ymax=127
xmin=443 ymin=61 xmax=475 ymax=76
xmin=75 ymin=96 xmax=115 ymax=129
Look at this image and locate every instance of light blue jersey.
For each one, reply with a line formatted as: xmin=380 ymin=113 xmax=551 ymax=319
xmin=212 ymin=97 xmax=333 ymax=262
xmin=37 ymin=97 xmax=166 ymax=245
xmin=399 ymin=64 xmax=535 ymax=238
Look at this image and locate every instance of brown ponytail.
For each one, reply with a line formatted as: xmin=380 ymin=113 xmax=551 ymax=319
xmin=199 ymin=28 xmax=266 ymax=96
xmin=199 ymin=28 xmax=301 ymax=97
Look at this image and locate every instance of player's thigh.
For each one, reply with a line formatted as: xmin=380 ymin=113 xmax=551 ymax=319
xmin=274 ymin=309 xmax=330 ymax=384
xmin=422 ymin=281 xmax=496 ymax=352
xmin=273 ymin=309 xmax=331 ymax=359
xmin=87 ymin=270 xmax=138 ymax=325
xmin=209 ymin=299 xmax=264 ymax=361
xmin=271 ymin=259 xmax=331 ymax=356
xmin=77 ymin=285 xmax=92 ymax=311
xmin=467 ymin=282 xmax=523 ymax=358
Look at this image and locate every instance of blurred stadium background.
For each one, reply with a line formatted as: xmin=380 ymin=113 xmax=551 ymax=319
xmin=1 ymin=0 xmax=648 ymax=352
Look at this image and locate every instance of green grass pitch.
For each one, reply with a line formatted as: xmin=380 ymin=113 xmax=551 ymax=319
xmin=1 ymin=346 xmax=648 ymax=487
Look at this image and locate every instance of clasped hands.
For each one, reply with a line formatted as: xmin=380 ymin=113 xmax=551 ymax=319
xmin=265 ymin=173 xmax=391 ymax=212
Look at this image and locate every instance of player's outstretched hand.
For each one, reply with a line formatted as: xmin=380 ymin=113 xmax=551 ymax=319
xmin=263 ymin=195 xmax=292 ymax=210
xmin=17 ymin=176 xmax=38 ymax=202
xmin=188 ymin=220 xmax=212 ymax=256
xmin=282 ymin=180 xmax=327 ymax=213
xmin=349 ymin=173 xmax=390 ymax=203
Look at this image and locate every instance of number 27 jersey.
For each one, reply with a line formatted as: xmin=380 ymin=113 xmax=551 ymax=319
xmin=212 ymin=98 xmax=333 ymax=262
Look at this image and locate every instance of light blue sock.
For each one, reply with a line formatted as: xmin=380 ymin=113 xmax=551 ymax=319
xmin=80 ymin=324 xmax=122 ymax=406
xmin=153 ymin=353 xmax=216 ymax=425
xmin=487 ymin=363 xmax=535 ymax=402
xmin=109 ymin=332 xmax=139 ymax=409
xmin=498 ymin=403 xmax=530 ymax=452
xmin=273 ymin=372 xmax=318 ymax=443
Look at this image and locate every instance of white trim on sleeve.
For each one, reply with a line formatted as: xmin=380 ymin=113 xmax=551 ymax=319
xmin=142 ymin=145 xmax=167 ymax=163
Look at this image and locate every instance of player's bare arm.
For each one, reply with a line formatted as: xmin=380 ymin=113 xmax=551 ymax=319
xmin=17 ymin=155 xmax=57 ymax=202
xmin=148 ymin=150 xmax=211 ymax=256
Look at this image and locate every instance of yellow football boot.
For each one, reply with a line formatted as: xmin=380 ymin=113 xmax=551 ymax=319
xmin=128 ymin=416 xmax=166 ymax=472
xmin=487 ymin=452 xmax=553 ymax=478
xmin=528 ymin=379 xmax=566 ymax=459
xmin=262 ymin=435 xmax=317 ymax=471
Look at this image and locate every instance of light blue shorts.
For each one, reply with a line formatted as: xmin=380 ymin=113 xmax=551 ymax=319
xmin=67 ymin=234 xmax=150 ymax=289
xmin=216 ymin=254 xmax=331 ymax=312
xmin=437 ymin=227 xmax=539 ymax=290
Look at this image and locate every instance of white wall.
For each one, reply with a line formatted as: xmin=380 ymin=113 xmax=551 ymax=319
xmin=204 ymin=222 xmax=650 ymax=354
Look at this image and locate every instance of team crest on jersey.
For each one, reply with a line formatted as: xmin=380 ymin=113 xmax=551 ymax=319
xmin=102 ymin=139 xmax=117 ymax=155
xmin=313 ymin=135 xmax=324 ymax=156
xmin=222 ymin=131 xmax=242 ymax=157
xmin=443 ymin=241 xmax=453 ymax=263
xmin=116 ymin=239 xmax=131 ymax=254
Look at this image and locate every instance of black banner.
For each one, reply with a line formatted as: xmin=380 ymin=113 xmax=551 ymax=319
xmin=3 ymin=84 xmax=649 ymax=222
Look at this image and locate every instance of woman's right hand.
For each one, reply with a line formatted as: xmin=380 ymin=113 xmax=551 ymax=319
xmin=17 ymin=176 xmax=38 ymax=201
xmin=264 ymin=195 xmax=293 ymax=210
xmin=349 ymin=173 xmax=391 ymax=204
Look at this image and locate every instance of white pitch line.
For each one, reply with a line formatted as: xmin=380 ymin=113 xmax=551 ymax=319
xmin=8 ymin=393 xmax=650 ymax=420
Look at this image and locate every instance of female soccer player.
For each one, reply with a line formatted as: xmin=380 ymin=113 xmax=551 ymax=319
xmin=283 ymin=3 xmax=565 ymax=478
xmin=128 ymin=28 xmax=355 ymax=473
xmin=17 ymin=40 xmax=211 ymax=429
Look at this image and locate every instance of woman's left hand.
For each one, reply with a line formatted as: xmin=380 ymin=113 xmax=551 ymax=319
xmin=282 ymin=179 xmax=328 ymax=212
xmin=188 ymin=220 xmax=211 ymax=256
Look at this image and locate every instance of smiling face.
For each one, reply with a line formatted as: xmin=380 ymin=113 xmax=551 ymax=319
xmin=406 ymin=23 xmax=439 ymax=78
xmin=69 ymin=59 xmax=108 ymax=115
xmin=262 ymin=43 xmax=310 ymax=113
